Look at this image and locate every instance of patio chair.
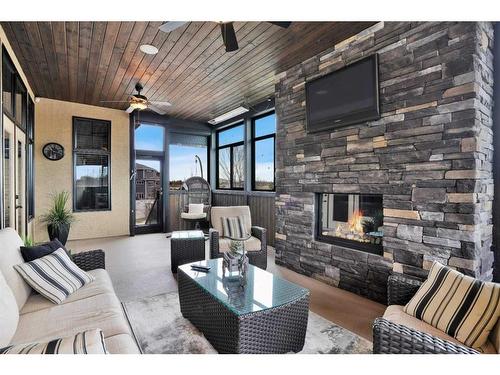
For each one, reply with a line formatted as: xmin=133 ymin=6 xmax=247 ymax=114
xmin=372 ymin=273 xmax=500 ymax=354
xmin=209 ymin=206 xmax=267 ymax=269
xmin=180 ymin=176 xmax=211 ymax=230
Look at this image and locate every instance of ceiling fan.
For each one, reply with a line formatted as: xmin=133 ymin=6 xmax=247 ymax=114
xmin=159 ymin=21 xmax=292 ymax=52
xmin=100 ymin=83 xmax=172 ymax=114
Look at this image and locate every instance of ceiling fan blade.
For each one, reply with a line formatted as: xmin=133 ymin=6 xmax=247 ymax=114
xmin=220 ymin=22 xmax=238 ymax=52
xmin=148 ymin=104 xmax=168 ymax=115
xmin=125 ymin=106 xmax=135 ymax=114
xmin=268 ymin=22 xmax=292 ymax=28
xmin=100 ymin=100 xmax=130 ymax=103
xmin=150 ymin=100 xmax=172 ymax=106
xmin=159 ymin=21 xmax=187 ymax=33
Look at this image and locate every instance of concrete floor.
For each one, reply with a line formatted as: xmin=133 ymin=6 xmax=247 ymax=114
xmin=68 ymin=233 xmax=385 ymax=341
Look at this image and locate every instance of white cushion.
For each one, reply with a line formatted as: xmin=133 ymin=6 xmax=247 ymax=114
xmin=218 ymin=236 xmax=262 ymax=253
xmin=1 ymin=329 xmax=108 ymax=354
xmin=0 ymin=271 xmax=19 ymax=347
xmin=211 ymin=206 xmax=252 ymax=236
xmin=20 ymin=269 xmax=115 ymax=315
xmin=14 ymin=248 xmax=95 ymax=304
xmin=0 ymin=228 xmax=32 ymax=309
xmin=188 ymin=203 xmax=204 ymax=214
xmin=12 ymin=292 xmax=132 ymax=345
xmin=105 ymin=334 xmax=141 ymax=354
xmin=181 ymin=212 xmax=207 ymax=220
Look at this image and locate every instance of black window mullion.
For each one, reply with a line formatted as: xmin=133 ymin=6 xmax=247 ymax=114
xmin=229 ymin=146 xmax=234 ymax=189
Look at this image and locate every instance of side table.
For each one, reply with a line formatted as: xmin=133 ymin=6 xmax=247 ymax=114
xmin=171 ymin=230 xmax=206 ymax=273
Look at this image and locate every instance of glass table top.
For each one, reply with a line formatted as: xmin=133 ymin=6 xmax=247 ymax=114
xmin=178 ymin=258 xmax=309 ymax=316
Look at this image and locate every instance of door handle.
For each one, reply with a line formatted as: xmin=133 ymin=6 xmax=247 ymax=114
xmin=16 ymin=205 xmax=23 ymax=209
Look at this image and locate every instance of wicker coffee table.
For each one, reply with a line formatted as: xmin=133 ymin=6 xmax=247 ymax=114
xmin=171 ymin=230 xmax=206 ymax=273
xmin=178 ymin=258 xmax=310 ymax=353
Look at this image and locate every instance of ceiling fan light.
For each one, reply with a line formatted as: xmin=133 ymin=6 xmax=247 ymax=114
xmin=139 ymin=44 xmax=159 ymax=55
xmin=130 ymin=101 xmax=148 ymax=110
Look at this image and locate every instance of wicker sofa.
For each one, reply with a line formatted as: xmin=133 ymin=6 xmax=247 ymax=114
xmin=0 ymin=228 xmax=140 ymax=354
xmin=209 ymin=206 xmax=267 ymax=269
xmin=373 ymin=273 xmax=500 ymax=354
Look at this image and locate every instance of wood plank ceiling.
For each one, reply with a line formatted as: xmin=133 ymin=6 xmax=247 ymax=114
xmin=2 ymin=21 xmax=375 ymax=122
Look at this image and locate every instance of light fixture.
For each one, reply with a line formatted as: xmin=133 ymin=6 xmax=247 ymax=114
xmin=208 ymin=106 xmax=249 ymax=125
xmin=139 ymin=44 xmax=159 ymax=55
xmin=130 ymin=101 xmax=148 ymax=110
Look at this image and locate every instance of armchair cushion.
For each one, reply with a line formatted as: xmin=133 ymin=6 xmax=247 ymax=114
xmin=404 ymin=261 xmax=500 ymax=350
xmin=211 ymin=206 xmax=251 ymax=236
xmin=218 ymin=236 xmax=262 ymax=253
xmin=384 ymin=305 xmax=496 ymax=354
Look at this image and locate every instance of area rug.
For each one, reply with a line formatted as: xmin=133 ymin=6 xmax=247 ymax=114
xmin=122 ymin=292 xmax=372 ymax=354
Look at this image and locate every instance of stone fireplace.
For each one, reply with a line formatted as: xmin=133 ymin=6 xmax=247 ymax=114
xmin=274 ymin=22 xmax=495 ymax=303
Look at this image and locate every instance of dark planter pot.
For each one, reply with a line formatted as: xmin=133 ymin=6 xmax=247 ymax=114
xmin=48 ymin=223 xmax=70 ymax=245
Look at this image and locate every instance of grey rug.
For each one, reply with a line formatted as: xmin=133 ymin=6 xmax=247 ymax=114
xmin=123 ymin=292 xmax=372 ymax=354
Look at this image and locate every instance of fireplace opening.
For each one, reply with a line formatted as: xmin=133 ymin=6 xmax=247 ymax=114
xmin=316 ymin=193 xmax=383 ymax=255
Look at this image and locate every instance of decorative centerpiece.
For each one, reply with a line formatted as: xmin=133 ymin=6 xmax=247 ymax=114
xmin=222 ymin=235 xmax=249 ymax=281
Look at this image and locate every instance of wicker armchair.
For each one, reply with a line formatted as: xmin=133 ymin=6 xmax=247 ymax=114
xmin=372 ymin=274 xmax=481 ymax=354
xmin=209 ymin=206 xmax=267 ymax=270
xmin=72 ymin=249 xmax=105 ymax=271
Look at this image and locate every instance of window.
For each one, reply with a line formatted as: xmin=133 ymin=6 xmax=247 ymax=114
xmin=2 ymin=49 xmax=14 ymax=115
xmin=252 ymin=111 xmax=276 ymax=191
xmin=14 ymin=77 xmax=27 ymax=129
xmin=73 ymin=117 xmax=111 ymax=211
xmin=135 ymin=124 xmax=164 ymax=151
xmin=216 ymin=123 xmax=244 ymax=189
xmin=169 ymin=136 xmax=208 ymax=190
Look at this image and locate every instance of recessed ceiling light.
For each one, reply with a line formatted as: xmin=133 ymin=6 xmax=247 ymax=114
xmin=140 ymin=44 xmax=159 ymax=55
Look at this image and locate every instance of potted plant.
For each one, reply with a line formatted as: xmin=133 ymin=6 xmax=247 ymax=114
xmin=41 ymin=191 xmax=75 ymax=245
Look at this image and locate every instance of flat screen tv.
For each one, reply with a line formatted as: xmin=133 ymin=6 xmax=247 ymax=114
xmin=306 ymin=54 xmax=380 ymax=133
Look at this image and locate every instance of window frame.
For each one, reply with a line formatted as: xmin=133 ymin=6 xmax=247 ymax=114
xmin=2 ymin=48 xmax=15 ymax=118
xmin=72 ymin=116 xmax=112 ymax=212
xmin=251 ymin=110 xmax=276 ymax=192
xmin=26 ymin=97 xmax=35 ymax=220
xmin=215 ymin=122 xmax=245 ymax=190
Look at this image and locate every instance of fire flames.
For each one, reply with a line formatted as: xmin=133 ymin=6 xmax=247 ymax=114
xmin=349 ymin=210 xmax=365 ymax=234
xmin=335 ymin=209 xmax=366 ymax=239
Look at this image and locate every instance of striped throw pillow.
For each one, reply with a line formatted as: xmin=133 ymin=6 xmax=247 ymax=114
xmin=0 ymin=329 xmax=107 ymax=354
xmin=221 ymin=216 xmax=247 ymax=239
xmin=14 ymin=248 xmax=95 ymax=304
xmin=404 ymin=261 xmax=500 ymax=349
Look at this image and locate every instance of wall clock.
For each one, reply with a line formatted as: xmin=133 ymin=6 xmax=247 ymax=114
xmin=42 ymin=143 xmax=65 ymax=161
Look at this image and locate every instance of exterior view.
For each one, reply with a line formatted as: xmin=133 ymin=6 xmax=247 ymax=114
xmin=0 ymin=6 xmax=499 ymax=368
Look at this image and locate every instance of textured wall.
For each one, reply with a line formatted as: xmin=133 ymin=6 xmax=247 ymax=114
xmin=274 ymin=22 xmax=495 ymax=303
xmin=34 ymin=98 xmax=130 ymax=242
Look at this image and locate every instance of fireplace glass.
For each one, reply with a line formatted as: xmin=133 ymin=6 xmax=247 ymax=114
xmin=317 ymin=193 xmax=383 ymax=254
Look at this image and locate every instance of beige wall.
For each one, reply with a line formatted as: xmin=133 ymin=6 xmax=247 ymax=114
xmin=34 ymin=98 xmax=130 ymax=242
